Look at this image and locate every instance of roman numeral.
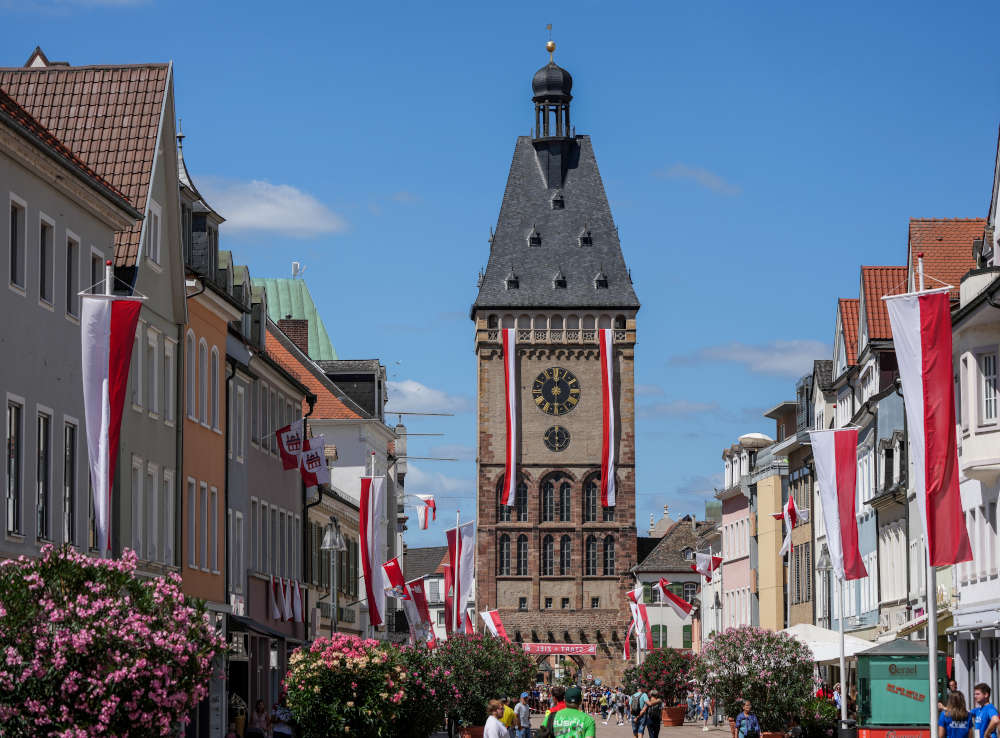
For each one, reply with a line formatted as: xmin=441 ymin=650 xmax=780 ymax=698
xmin=535 ymin=396 xmax=545 ymax=407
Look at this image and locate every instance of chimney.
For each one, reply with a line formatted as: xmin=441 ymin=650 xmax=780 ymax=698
xmin=278 ymin=316 xmax=309 ymax=356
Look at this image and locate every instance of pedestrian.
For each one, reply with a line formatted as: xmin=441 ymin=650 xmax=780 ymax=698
xmin=502 ymin=697 xmax=517 ymax=738
xmin=631 ymin=684 xmax=650 ymax=738
xmin=643 ymin=689 xmax=664 ymax=738
xmin=545 ymin=685 xmax=567 ymax=720
xmin=515 ymin=692 xmax=532 ymax=738
xmin=617 ymin=688 xmax=628 ymax=726
xmin=600 ymin=691 xmax=609 ymax=723
xmin=972 ymin=683 xmax=1000 ymax=738
xmin=734 ymin=701 xmax=761 ymax=738
xmin=833 ymin=683 xmax=843 ymax=710
xmin=940 ymin=681 xmax=962 ymax=712
xmin=271 ymin=694 xmax=294 ymax=737
xmin=551 ymin=686 xmax=596 ymax=737
xmin=702 ymin=693 xmax=713 ymax=732
xmin=939 ymin=691 xmax=973 ymax=738
xmin=246 ymin=699 xmax=269 ymax=738
xmin=486 ymin=699 xmax=509 ymax=738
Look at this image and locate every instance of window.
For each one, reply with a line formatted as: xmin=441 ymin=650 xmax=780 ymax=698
xmin=250 ymin=380 xmax=259 ymax=445
xmin=235 ymin=386 xmax=246 ymax=462
xmin=591 ymin=597 xmax=600 ymax=608
xmin=210 ymin=487 xmax=218 ymax=573
xmin=9 ymin=198 xmax=25 ymax=289
xmin=561 ymin=597 xmax=570 ymax=609
xmin=498 ymin=480 xmax=527 ymax=522
xmin=164 ymin=339 xmax=176 ymax=424
xmin=497 ymin=534 xmax=510 ymax=575
xmin=518 ymin=597 xmax=527 ymax=611
xmin=131 ymin=323 xmax=144 ymax=410
xmin=585 ymin=535 xmax=597 ymax=575
xmin=428 ymin=579 xmax=441 ymax=602
xmin=584 ymin=478 xmax=598 ymax=522
xmin=146 ymin=200 xmax=161 ymax=264
xmin=262 ymin=504 xmax=270 ymax=574
xmin=185 ymin=332 xmax=196 ymax=419
xmin=211 ymin=348 xmax=220 ymax=430
xmin=683 ymin=582 xmax=698 ymax=602
xmin=163 ymin=471 xmax=174 ymax=565
xmin=516 ymin=534 xmax=528 ymax=575
xmin=198 ymin=340 xmax=208 ymax=425
xmin=544 ymin=596 xmax=553 ymax=609
xmin=270 ymin=507 xmax=278 ymax=575
xmin=63 ymin=422 xmax=76 ymax=545
xmin=233 ymin=511 xmax=244 ymax=593
xmin=65 ymin=235 xmax=79 ymax=317
xmin=559 ymin=535 xmax=571 ymax=575
xmin=146 ymin=330 xmax=159 ymax=415
xmin=250 ymin=498 xmax=258 ymax=571
xmin=6 ymin=400 xmax=22 ymax=535
xmin=199 ymin=483 xmax=208 ymax=570
xmin=682 ymin=624 xmax=692 ymax=649
xmin=36 ymin=411 xmax=51 ymax=540
xmin=651 ymin=625 xmax=666 ymax=648
xmin=39 ymin=217 xmax=53 ymax=304
xmin=132 ymin=458 xmax=143 ymax=556
xmin=541 ymin=535 xmax=553 ymax=575
xmin=146 ymin=465 xmax=158 ymax=562
xmin=187 ymin=478 xmax=197 ymax=567
xmin=602 ymin=536 xmax=615 ymax=575
xmin=559 ymin=482 xmax=571 ymax=522
xmin=89 ymin=250 xmax=102 ymax=295
xmin=542 ymin=481 xmax=554 ymax=522
xmin=982 ymin=353 xmax=998 ymax=424
xmin=260 ymin=382 xmax=269 ymax=451
xmin=603 ymin=503 xmax=615 ymax=522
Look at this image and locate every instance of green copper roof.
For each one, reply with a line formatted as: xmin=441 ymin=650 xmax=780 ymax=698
xmin=252 ymin=278 xmax=338 ymax=360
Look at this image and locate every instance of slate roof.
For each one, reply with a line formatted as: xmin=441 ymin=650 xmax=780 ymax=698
xmin=635 ymin=519 xmax=716 ymax=573
xmin=316 ymin=359 xmax=382 ymax=374
xmin=861 ymin=266 xmax=907 ymax=341
xmin=472 ymin=135 xmax=639 ymax=312
xmin=839 ymin=299 xmax=859 ymax=366
xmin=404 ymin=546 xmax=449 ymax=581
xmin=814 ymin=359 xmax=834 ymax=391
xmin=253 ymin=278 xmax=337 ymax=361
xmin=907 ymin=218 xmax=982 ymax=300
xmin=0 ymin=61 xmax=170 ymax=267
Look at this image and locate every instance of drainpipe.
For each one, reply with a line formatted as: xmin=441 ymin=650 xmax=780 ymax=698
xmin=300 ymin=394 xmax=317 ymax=638
xmin=224 ymin=360 xmax=235 ymax=602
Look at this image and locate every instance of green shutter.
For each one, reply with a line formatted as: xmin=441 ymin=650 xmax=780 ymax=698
xmin=682 ymin=624 xmax=692 ymax=649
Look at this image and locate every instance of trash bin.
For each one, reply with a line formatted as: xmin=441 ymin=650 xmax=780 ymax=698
xmin=838 ymin=718 xmax=858 ymax=738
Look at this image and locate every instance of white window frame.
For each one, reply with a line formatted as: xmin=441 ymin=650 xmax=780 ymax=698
xmin=164 ymin=338 xmax=176 ymax=426
xmin=37 ymin=211 xmax=55 ymax=309
xmin=211 ymin=347 xmax=220 ymax=432
xmin=260 ymin=381 xmax=269 ymax=452
xmin=235 ymin=385 xmax=246 ymax=463
xmin=146 ymin=199 xmax=162 ymax=266
xmin=146 ymin=328 xmax=160 ymax=418
xmin=199 ymin=481 xmax=208 ymax=571
xmin=87 ymin=245 xmax=103 ymax=296
xmin=185 ymin=331 xmax=197 ymax=420
xmin=132 ymin=321 xmax=144 ymax=411
xmin=209 ymin=486 xmax=219 ymax=574
xmin=198 ymin=338 xmax=209 ymax=427
xmin=65 ymin=229 xmax=80 ymax=321
xmin=250 ymin=496 xmax=259 ymax=572
xmin=294 ymin=514 xmax=301 ymax=580
xmin=250 ymin=380 xmax=259 ymax=447
xmin=131 ymin=456 xmax=143 ymax=558
xmin=145 ymin=462 xmax=159 ymax=563
xmin=163 ymin=470 xmax=175 ymax=566
xmin=187 ymin=477 xmax=197 ymax=568
xmin=235 ymin=511 xmax=245 ymax=594
xmin=978 ymin=351 xmax=998 ymax=427
xmin=8 ymin=192 xmax=26 ymax=294
xmin=262 ymin=503 xmax=270 ymax=575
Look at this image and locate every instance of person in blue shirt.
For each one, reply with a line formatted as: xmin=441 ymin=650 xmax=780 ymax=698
xmin=939 ymin=692 xmax=973 ymax=738
xmin=735 ymin=701 xmax=761 ymax=738
xmin=973 ymin=684 xmax=1000 ymax=738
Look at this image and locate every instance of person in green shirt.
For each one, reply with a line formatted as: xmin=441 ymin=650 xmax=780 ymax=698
xmin=552 ymin=686 xmax=597 ymax=738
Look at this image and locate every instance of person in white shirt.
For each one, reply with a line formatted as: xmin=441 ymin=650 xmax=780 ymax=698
xmin=485 ymin=699 xmax=508 ymax=738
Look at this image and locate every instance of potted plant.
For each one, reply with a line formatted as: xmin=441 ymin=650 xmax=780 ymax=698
xmin=623 ymin=648 xmax=696 ymax=726
xmin=693 ymin=627 xmax=814 ymax=737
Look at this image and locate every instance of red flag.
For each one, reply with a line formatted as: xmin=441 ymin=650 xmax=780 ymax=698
xmin=299 ymin=435 xmax=330 ymax=488
xmin=690 ymin=553 xmax=723 ymax=582
xmin=811 ymin=429 xmax=867 ymax=580
xmin=626 ymin=585 xmax=652 ymax=648
xmin=360 ymin=476 xmax=387 ymax=627
xmin=407 ymin=577 xmax=437 ymax=649
xmin=480 ymin=609 xmax=510 ymax=640
xmin=276 ymin=419 xmax=305 ymax=470
xmin=624 ymin=620 xmax=635 ymax=660
xmin=655 ymin=578 xmax=693 ymax=619
xmin=447 ymin=522 xmax=475 ymax=635
xmin=464 ymin=609 xmax=474 ymax=634
xmin=415 ymin=495 xmax=436 ymax=530
xmin=382 ymin=557 xmax=408 ymax=598
xmin=501 ymin=328 xmax=518 ymax=505
xmin=885 ymin=290 xmax=973 ymax=565
xmin=80 ymin=295 xmax=142 ymax=554
xmin=443 ymin=563 xmax=454 ymax=634
xmin=599 ymin=328 xmax=617 ymax=507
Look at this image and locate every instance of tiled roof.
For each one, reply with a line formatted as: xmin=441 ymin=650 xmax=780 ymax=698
xmin=634 ymin=519 xmax=716 ymax=572
xmin=861 ymin=266 xmax=907 ymax=341
xmin=265 ymin=323 xmax=361 ymax=420
xmin=907 ymin=218 xmax=982 ymax=300
xmin=0 ymin=87 xmax=135 ymax=213
xmin=0 ymin=62 xmax=170 ymax=267
xmin=253 ymin=278 xmax=337 ymax=361
xmin=839 ymin=299 xmax=859 ymax=366
xmin=404 ymin=546 xmax=449 ymax=581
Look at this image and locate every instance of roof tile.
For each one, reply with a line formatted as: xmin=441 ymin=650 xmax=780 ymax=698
xmin=264 ymin=325 xmax=361 ymax=420
xmin=861 ymin=266 xmax=908 ymax=341
xmin=907 ymin=218 xmax=983 ymax=300
xmin=839 ymin=298 xmax=859 ymax=366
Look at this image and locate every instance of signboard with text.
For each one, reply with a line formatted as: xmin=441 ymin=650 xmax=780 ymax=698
xmin=522 ymin=643 xmax=597 ymax=656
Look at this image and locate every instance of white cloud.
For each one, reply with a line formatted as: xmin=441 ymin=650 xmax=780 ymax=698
xmin=200 ymin=178 xmax=347 ymax=237
xmin=636 ymin=383 xmax=665 ymax=397
xmin=655 ymin=163 xmax=741 ymax=196
xmin=386 ymin=379 xmax=472 ymax=414
xmin=670 ymin=339 xmax=829 ymax=378
xmin=637 ymin=400 xmax=720 ymax=419
xmin=406 ymin=463 xmax=472 ymax=496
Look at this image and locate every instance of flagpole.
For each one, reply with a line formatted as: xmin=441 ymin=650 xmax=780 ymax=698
xmin=455 ymin=510 xmax=461 ymax=635
xmin=838 ymin=575 xmax=846 ymax=725
xmin=103 ymin=260 xmax=113 ymax=558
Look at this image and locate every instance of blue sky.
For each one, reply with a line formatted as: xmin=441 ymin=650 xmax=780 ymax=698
xmin=5 ymin=0 xmax=1000 ymax=546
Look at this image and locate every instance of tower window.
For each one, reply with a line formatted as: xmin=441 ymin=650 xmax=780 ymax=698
xmin=578 ymin=228 xmax=592 ymax=247
xmin=594 ymin=272 xmax=608 ymax=290
xmin=551 ymin=192 xmax=564 ymax=210
xmin=527 ymin=226 xmax=541 ymax=247
xmin=553 ymin=271 xmax=566 ymax=289
xmin=505 ymin=268 xmax=519 ymax=290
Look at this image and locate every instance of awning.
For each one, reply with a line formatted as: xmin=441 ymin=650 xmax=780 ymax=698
xmin=229 ymin=613 xmax=305 ymax=644
xmin=781 ymin=622 xmax=876 ymax=664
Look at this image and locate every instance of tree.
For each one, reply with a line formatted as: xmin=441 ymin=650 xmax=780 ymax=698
xmin=693 ymin=627 xmax=814 ymax=731
xmin=623 ymin=648 xmax=696 ymax=706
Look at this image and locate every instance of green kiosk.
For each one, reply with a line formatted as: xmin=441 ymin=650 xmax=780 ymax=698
xmin=857 ymin=640 xmax=947 ymax=738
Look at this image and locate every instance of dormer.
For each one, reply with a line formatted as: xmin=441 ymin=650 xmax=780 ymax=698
xmin=552 ymin=269 xmax=567 ymax=289
xmin=505 ymin=267 xmax=519 ymax=290
xmin=578 ymin=226 xmax=593 ymax=247
xmin=593 ymin=269 xmax=608 ymax=289
xmin=550 ymin=191 xmax=565 ymax=210
xmin=527 ymin=225 xmax=542 ymax=247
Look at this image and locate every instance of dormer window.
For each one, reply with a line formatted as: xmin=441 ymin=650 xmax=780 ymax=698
xmin=682 ymin=547 xmax=694 ymax=560
xmin=505 ymin=267 xmax=519 ymax=290
xmin=594 ymin=270 xmax=608 ymax=289
xmin=552 ymin=269 xmax=567 ymax=289
xmin=527 ymin=225 xmax=542 ymax=247
xmin=578 ymin=227 xmax=593 ymax=247
xmin=550 ymin=191 xmax=564 ymax=210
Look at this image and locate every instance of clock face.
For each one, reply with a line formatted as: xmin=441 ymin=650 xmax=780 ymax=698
xmin=532 ymin=367 xmax=581 ymax=416
xmin=544 ymin=425 xmax=571 ymax=452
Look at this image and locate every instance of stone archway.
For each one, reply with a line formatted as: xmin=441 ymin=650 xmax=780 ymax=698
xmin=533 ymin=653 xmax=586 ymax=685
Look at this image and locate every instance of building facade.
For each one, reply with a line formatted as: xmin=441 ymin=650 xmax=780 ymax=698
xmin=472 ymin=47 xmax=639 ymax=682
xmin=718 ymin=443 xmax=756 ymax=629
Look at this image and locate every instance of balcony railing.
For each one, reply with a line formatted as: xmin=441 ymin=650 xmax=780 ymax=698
xmin=485 ymin=329 xmax=627 ymax=344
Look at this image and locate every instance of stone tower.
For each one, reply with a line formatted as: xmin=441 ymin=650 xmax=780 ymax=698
xmin=471 ymin=43 xmax=640 ymax=682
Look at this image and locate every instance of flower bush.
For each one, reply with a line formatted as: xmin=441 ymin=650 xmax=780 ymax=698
xmin=693 ymin=626 xmax=814 ymax=731
xmin=623 ymin=648 xmax=696 ymax=706
xmin=798 ymin=697 xmax=838 ymax=738
xmin=434 ymin=634 xmax=536 ymax=726
xmin=396 ymin=643 xmax=461 ymax=738
xmin=0 ymin=545 xmax=226 ymax=737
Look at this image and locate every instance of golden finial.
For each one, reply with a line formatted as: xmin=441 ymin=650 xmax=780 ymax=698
xmin=546 ymin=24 xmax=555 ymax=61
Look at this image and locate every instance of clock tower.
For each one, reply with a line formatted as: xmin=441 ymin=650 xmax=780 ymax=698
xmin=471 ymin=43 xmax=639 ymax=682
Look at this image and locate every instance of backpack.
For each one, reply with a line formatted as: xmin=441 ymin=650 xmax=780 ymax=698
xmin=630 ymin=694 xmax=642 ymax=715
xmin=535 ymin=711 xmax=557 ymax=738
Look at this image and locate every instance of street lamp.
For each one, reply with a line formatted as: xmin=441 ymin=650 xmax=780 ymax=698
xmin=320 ymin=516 xmax=347 ymax=637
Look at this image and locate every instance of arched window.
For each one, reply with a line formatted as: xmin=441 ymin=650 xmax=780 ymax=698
xmin=583 ymin=478 xmax=598 ymax=522
xmin=614 ymin=315 xmax=626 ymax=330
xmin=559 ymin=535 xmax=571 ymax=575
xmin=585 ymin=535 xmax=597 ymax=576
xmin=185 ymin=331 xmax=195 ymax=419
xmin=210 ymin=347 xmax=219 ymax=430
xmin=603 ymin=503 xmax=615 ymax=522
xmin=559 ymin=482 xmax=571 ymax=522
xmin=198 ymin=339 xmax=208 ymax=425
xmin=541 ymin=535 xmax=553 ymax=575
xmin=487 ymin=315 xmax=498 ymax=329
xmin=550 ymin=315 xmax=563 ymax=330
xmin=516 ymin=534 xmax=528 ymax=575
xmin=598 ymin=315 xmax=612 ymax=329
xmin=498 ymin=480 xmax=528 ymax=522
xmin=497 ymin=534 xmax=510 ymax=575
xmin=603 ymin=536 xmax=615 ymax=575
xmin=542 ymin=481 xmax=554 ymax=522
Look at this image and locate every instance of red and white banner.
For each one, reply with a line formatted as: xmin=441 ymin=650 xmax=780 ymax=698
xmin=415 ymin=494 xmax=436 ymax=530
xmin=382 ymin=557 xmax=408 ymax=599
xmin=885 ymin=290 xmax=973 ymax=566
xmin=480 ymin=609 xmax=510 ymax=640
xmin=810 ymin=428 xmax=867 ymax=580
xmin=299 ymin=435 xmax=330 ymax=488
xmin=599 ymin=328 xmax=617 ymax=507
xmin=406 ymin=577 xmax=437 ymax=649
xmin=447 ymin=521 xmax=475 ymax=634
xmin=523 ymin=643 xmax=598 ymax=655
xmin=80 ymin=295 xmax=142 ymax=554
xmin=293 ymin=580 xmax=303 ymax=623
xmin=276 ymin=419 xmax=305 ymax=470
xmin=624 ymin=620 xmax=635 ymax=661
xmin=269 ymin=575 xmax=283 ymax=620
xmin=360 ymin=476 xmax=387 ymax=627
xmin=501 ymin=328 xmax=518 ymax=505
xmin=772 ymin=492 xmax=809 ymax=558
xmin=656 ymin=578 xmax=693 ymax=619
xmin=691 ymin=553 xmax=722 ymax=582
xmin=443 ymin=563 xmax=454 ymax=634
xmin=282 ymin=578 xmax=294 ymax=621
xmin=626 ymin=585 xmax=652 ymax=649
xmin=464 ymin=609 xmax=475 ymax=635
